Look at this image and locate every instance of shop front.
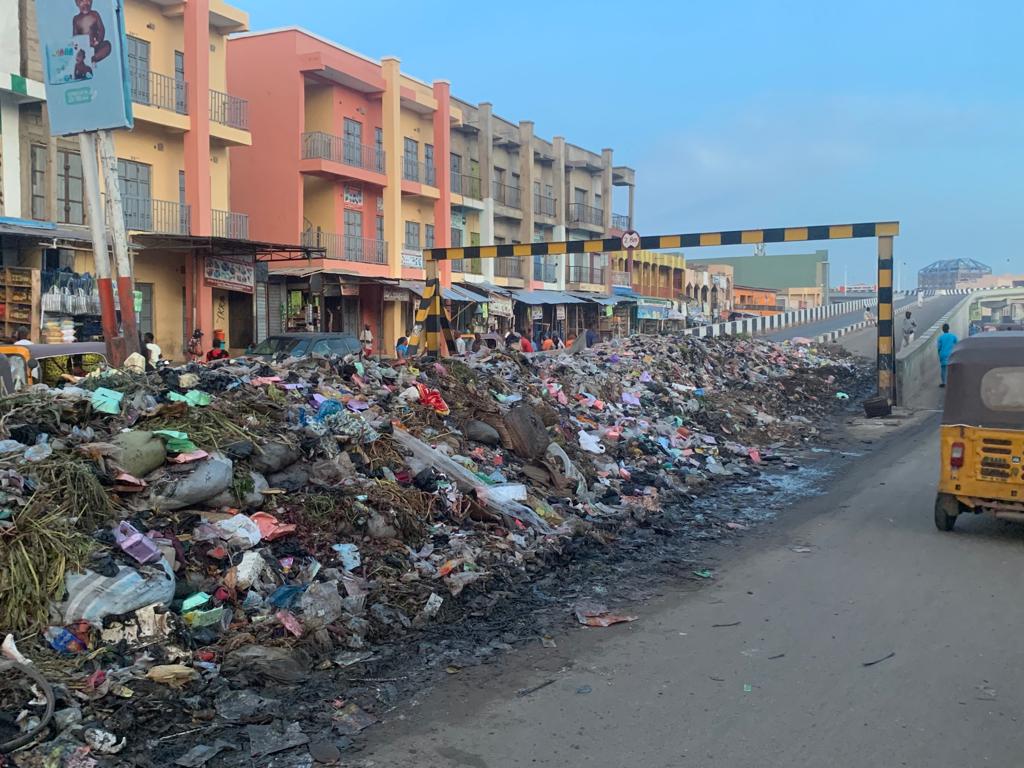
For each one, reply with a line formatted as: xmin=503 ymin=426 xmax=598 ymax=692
xmin=636 ymin=297 xmax=676 ymax=335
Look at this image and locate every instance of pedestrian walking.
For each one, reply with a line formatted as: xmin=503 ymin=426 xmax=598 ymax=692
xmin=901 ymin=311 xmax=917 ymax=350
xmin=359 ymin=324 xmax=373 ymax=357
xmin=936 ymin=323 xmax=958 ymax=388
xmin=864 ymin=307 xmax=874 ymax=326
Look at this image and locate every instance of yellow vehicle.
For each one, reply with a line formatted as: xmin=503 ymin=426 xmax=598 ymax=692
xmin=0 ymin=343 xmax=109 ymax=394
xmin=935 ymin=332 xmax=1024 ymax=530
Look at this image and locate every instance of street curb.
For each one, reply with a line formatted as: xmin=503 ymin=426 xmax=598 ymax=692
xmin=815 ymin=320 xmax=871 ymax=343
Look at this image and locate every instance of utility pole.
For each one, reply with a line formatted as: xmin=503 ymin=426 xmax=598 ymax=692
xmin=79 ymin=132 xmax=126 ymax=366
xmin=97 ymin=130 xmax=140 ymax=358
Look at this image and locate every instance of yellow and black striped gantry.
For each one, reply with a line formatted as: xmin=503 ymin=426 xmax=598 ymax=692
xmin=416 ymin=221 xmax=900 ymax=401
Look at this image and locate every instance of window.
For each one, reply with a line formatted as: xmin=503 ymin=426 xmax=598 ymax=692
xmin=404 ymin=220 xmax=420 ymax=249
xmin=30 ymin=145 xmax=47 ymax=220
xmin=450 ymin=152 xmax=462 ymax=174
xmin=545 ymin=184 xmax=553 ymax=198
xmin=595 ymin=192 xmax=602 ymax=210
xmin=494 ymin=167 xmax=506 ymax=186
xmin=403 ymin=138 xmax=419 ymax=181
xmin=56 ymin=149 xmax=84 ymax=224
xmin=574 ymin=187 xmax=587 ymax=206
xmin=494 ymin=236 xmax=506 ymax=245
xmin=533 ymin=180 xmax=540 ymax=195
xmin=343 ymin=118 xmax=362 ymax=166
xmin=375 ymin=215 xmax=384 ymax=243
xmin=425 ymin=224 xmax=435 ymax=248
xmin=424 ymin=144 xmax=435 ymax=186
xmin=174 ymin=50 xmax=185 ymax=113
xmin=450 ymin=228 xmax=463 ymax=247
xmin=137 ymin=282 xmax=154 ymax=337
xmin=117 ymin=159 xmax=152 ymax=230
xmin=344 ymin=210 xmax=362 ymax=259
xmin=374 ymin=127 xmax=384 ymax=172
xmin=981 ymin=368 xmax=1024 ymax=411
xmin=511 ymin=172 xmax=520 ymax=190
xmin=127 ymin=36 xmax=150 ymax=104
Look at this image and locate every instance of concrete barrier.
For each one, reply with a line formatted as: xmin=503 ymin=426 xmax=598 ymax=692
xmin=896 ymin=288 xmax=1024 ymax=408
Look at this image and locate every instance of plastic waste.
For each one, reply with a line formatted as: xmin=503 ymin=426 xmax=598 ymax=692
xmin=0 ymin=439 xmax=25 ymax=454
xmin=167 ymin=390 xmax=212 ymax=407
xmin=235 ymin=550 xmax=266 ymax=589
xmin=90 ymin=387 xmax=124 ymax=415
xmin=63 ymin=558 xmax=175 ymax=626
xmin=24 ymin=437 xmax=53 ymax=462
xmin=331 ymin=543 xmax=361 ymax=571
xmin=151 ymin=454 xmax=233 ymax=509
xmin=578 ymin=430 xmax=606 ymax=454
xmin=298 ymin=581 xmax=343 ymax=627
xmin=152 ymin=429 xmax=198 ymax=454
xmin=44 ymin=626 xmax=87 ymax=654
xmin=110 ymin=430 xmax=167 ymax=477
xmin=114 ymin=521 xmax=162 ymax=564
xmin=193 ymin=513 xmax=262 ymax=550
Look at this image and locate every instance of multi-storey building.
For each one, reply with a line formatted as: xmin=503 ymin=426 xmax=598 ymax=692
xmin=9 ymin=0 xmax=255 ymax=358
xmin=228 ymin=27 xmax=638 ymax=352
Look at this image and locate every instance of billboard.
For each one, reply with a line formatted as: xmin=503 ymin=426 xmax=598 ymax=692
xmin=35 ymin=0 xmax=133 ymax=136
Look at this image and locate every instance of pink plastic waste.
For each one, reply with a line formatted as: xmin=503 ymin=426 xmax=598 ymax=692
xmin=114 ymin=522 xmax=162 ymax=564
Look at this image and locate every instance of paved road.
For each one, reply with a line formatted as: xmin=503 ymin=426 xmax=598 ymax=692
xmin=763 ymin=295 xmax=960 ymax=344
xmin=833 ymin=294 xmax=963 ymax=358
xmin=361 ymin=416 xmax=1024 ymax=767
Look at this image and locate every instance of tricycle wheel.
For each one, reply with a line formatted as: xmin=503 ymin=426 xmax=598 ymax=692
xmin=934 ymin=493 xmax=959 ymax=531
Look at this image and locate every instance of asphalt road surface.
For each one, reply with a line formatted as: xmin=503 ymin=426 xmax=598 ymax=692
xmin=764 ymin=294 xmax=960 ymax=344
xmin=361 ymin=414 xmax=1024 ymax=767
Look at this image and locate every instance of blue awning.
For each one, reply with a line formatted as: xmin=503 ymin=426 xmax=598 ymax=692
xmin=399 ymin=280 xmax=487 ymax=303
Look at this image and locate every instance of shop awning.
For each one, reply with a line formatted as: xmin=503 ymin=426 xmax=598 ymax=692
xmin=567 ymin=291 xmax=621 ymax=306
xmin=400 ymin=280 xmax=488 ymax=303
xmin=0 ymin=217 xmax=91 ymax=245
xmin=459 ymin=280 xmax=512 ymax=296
xmin=612 ymin=286 xmax=642 ymax=301
xmin=508 ymin=289 xmax=588 ymax=306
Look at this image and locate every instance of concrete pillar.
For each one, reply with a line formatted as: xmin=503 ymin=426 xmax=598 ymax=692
xmin=380 ymin=57 xmax=404 ymax=350
xmin=518 ymin=120 xmax=534 ymax=283
xmin=0 ymin=98 xmax=21 ymax=217
xmin=627 ymin=183 xmax=635 ymax=230
xmin=478 ymin=103 xmax=495 ymax=281
xmin=601 ymin=148 xmax=613 ymax=233
xmin=554 ymin=137 xmax=566 ymax=229
xmin=432 ymin=80 xmax=452 ymax=290
xmin=184 ymin=0 xmax=212 ymax=340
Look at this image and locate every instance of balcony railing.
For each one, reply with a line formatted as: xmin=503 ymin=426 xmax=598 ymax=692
xmin=402 ymin=157 xmax=436 ymax=185
xmin=534 ymin=194 xmax=556 ymax=217
xmin=568 ymin=265 xmax=606 ymax=285
xmin=451 ymin=172 xmax=482 ymax=199
xmin=130 ymin=69 xmax=187 ymax=114
xmin=494 ymin=257 xmax=523 ymax=278
xmin=451 ymin=259 xmax=483 ymax=275
xmin=568 ymin=203 xmax=604 ymax=227
xmin=209 ymin=89 xmax=249 ymax=130
xmin=302 ymin=132 xmax=385 ymax=174
xmin=301 ymin=230 xmax=387 ymax=265
xmin=120 ymin=197 xmax=191 ymax=234
xmin=533 ymin=259 xmax=558 ymax=283
xmin=611 ymin=270 xmax=631 ymax=287
xmin=492 ymin=181 xmax=522 ymax=209
xmin=612 ymin=213 xmax=631 ymax=230
xmin=212 ymin=209 xmax=249 ymax=240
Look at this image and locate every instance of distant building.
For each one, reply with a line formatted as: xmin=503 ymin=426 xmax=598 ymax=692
xmin=733 ymin=285 xmax=782 ymax=316
xmin=686 ymin=250 xmax=830 ymax=309
xmin=917 ymin=259 xmax=991 ymax=290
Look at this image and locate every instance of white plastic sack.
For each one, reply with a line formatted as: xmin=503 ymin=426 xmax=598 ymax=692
xmin=578 ymin=430 xmax=606 ymax=454
xmin=194 ymin=514 xmax=262 ymax=550
xmin=63 ymin=558 xmax=175 ymax=626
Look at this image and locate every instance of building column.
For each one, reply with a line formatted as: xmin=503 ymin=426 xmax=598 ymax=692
xmin=432 ymin=80 xmax=452 ymax=290
xmin=184 ymin=0 xmax=212 ymax=340
xmin=380 ymin=57 xmax=404 ymax=350
xmin=627 ymin=183 xmax=635 ymax=230
xmin=601 ymin=148 xmax=613 ymax=233
xmin=553 ymin=136 xmax=567 ymax=284
xmin=0 ymin=97 xmax=22 ymax=217
xmin=478 ymin=102 xmax=495 ymax=283
xmin=518 ymin=120 xmax=534 ymax=284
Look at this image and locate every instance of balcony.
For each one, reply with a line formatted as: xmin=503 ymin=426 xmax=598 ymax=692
xmin=534 ymin=194 xmax=556 ymax=217
xmin=130 ymin=69 xmax=187 ymax=115
xmin=301 ymin=230 xmax=387 ymax=265
xmin=402 ymin=157 xmax=436 ymax=186
xmin=568 ymin=265 xmax=606 ymax=285
xmin=568 ymin=203 xmax=604 ymax=228
xmin=451 ymin=172 xmax=482 ymax=199
xmin=302 ymin=132 xmax=385 ymax=174
xmin=212 ymin=209 xmax=249 ymax=240
xmin=612 ymin=213 xmax=631 ymax=230
xmin=209 ymin=89 xmax=249 ymax=130
xmin=492 ymin=181 xmax=522 ymax=209
xmin=494 ymin=257 xmax=523 ymax=278
xmin=121 ymin=197 xmax=191 ymax=235
xmin=451 ymin=259 xmax=483 ymax=275
xmin=612 ymin=270 xmax=631 ymax=287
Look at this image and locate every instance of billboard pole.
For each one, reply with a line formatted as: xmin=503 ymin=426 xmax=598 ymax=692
xmin=97 ymin=129 xmax=140 ymax=357
xmin=79 ymin=132 xmax=125 ymax=366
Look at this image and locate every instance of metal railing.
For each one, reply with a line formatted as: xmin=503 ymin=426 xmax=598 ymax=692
xmin=301 ymin=230 xmax=387 ymax=265
xmin=533 ymin=258 xmax=558 ymax=283
xmin=212 ymin=209 xmax=249 ymax=240
xmin=612 ymin=213 xmax=631 ymax=230
xmin=451 ymin=259 xmax=483 ymax=274
xmin=568 ymin=265 xmax=605 ymax=285
xmin=494 ymin=257 xmax=523 ymax=278
xmin=534 ymin=194 xmax=556 ymax=217
xmin=451 ymin=172 xmax=482 ymax=198
xmin=209 ymin=89 xmax=248 ymax=130
xmin=493 ymin=181 xmax=522 ymax=208
xmin=302 ymin=132 xmax=385 ymax=173
xmin=403 ymin=157 xmax=436 ymax=185
xmin=612 ymin=270 xmax=631 ymax=286
xmin=130 ymin=69 xmax=188 ymax=114
xmin=120 ymin=196 xmax=191 ymax=234
xmin=568 ymin=203 xmax=604 ymax=227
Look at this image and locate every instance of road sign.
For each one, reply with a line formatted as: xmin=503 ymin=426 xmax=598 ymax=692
xmin=621 ymin=231 xmax=641 ymax=249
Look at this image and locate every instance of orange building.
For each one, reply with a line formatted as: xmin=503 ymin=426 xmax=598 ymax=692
xmin=733 ymin=285 xmax=782 ymax=316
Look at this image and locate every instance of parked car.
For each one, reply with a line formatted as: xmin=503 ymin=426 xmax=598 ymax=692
xmin=244 ymin=333 xmax=362 ymax=359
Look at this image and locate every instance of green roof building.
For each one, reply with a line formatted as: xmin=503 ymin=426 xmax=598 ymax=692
xmin=687 ymin=249 xmax=830 ymax=308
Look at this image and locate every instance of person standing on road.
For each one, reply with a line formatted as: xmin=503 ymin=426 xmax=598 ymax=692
xmin=901 ymin=310 xmax=917 ymax=349
xmin=936 ymin=323 xmax=958 ymax=388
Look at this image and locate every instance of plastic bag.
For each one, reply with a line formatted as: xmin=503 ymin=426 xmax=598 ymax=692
xmin=63 ymin=558 xmax=175 ymax=626
xmin=578 ymin=430 xmax=606 ymax=454
xmin=194 ymin=513 xmax=262 ymax=550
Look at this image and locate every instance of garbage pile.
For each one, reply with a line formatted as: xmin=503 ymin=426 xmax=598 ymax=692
xmin=0 ymin=335 xmax=870 ymax=765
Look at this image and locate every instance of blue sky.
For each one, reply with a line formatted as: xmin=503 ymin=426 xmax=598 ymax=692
xmin=244 ymin=0 xmax=1023 ymax=285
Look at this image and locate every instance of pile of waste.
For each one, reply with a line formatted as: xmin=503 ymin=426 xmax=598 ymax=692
xmin=0 ymin=335 xmax=870 ymax=766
